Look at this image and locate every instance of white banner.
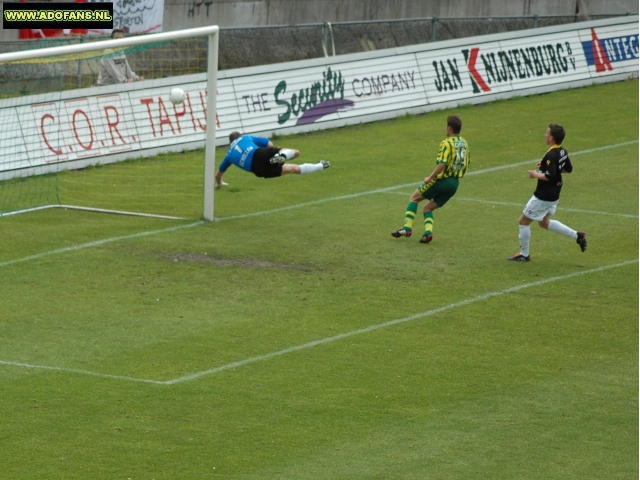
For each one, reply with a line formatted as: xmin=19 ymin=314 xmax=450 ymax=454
xmin=0 ymin=16 xmax=636 ymax=179
xmin=88 ymin=0 xmax=164 ymax=34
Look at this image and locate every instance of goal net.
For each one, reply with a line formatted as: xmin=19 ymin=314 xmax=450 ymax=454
xmin=0 ymin=26 xmax=218 ymax=220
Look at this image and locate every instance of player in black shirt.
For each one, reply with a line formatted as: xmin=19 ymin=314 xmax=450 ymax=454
xmin=508 ymin=124 xmax=587 ymax=262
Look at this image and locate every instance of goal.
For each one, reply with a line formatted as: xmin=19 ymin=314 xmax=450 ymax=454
xmin=0 ymin=26 xmax=219 ymax=221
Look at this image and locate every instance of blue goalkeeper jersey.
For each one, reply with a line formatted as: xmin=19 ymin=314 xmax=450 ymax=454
xmin=219 ymin=135 xmax=270 ymax=173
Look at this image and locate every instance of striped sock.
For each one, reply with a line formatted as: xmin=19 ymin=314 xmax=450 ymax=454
xmin=403 ymin=201 xmax=418 ymax=231
xmin=423 ymin=211 xmax=434 ymax=234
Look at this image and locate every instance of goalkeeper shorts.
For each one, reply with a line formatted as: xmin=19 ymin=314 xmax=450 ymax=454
xmin=251 ymin=147 xmax=284 ymax=178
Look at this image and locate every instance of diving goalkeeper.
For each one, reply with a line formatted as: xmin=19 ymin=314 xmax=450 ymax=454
xmin=215 ymin=132 xmax=330 ymax=188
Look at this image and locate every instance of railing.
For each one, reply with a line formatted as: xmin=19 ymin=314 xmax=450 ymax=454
xmin=0 ymin=13 xmax=633 ymax=71
xmin=215 ymin=14 xmax=631 ymax=68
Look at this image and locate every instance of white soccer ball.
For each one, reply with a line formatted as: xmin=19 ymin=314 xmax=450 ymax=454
xmin=169 ymin=87 xmax=185 ymax=105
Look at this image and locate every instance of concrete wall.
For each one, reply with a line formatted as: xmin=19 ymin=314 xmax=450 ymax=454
xmin=162 ymin=0 xmax=637 ymax=31
xmin=1 ymin=0 xmax=636 ymax=41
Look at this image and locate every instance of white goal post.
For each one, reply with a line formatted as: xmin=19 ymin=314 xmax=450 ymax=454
xmin=0 ymin=25 xmax=219 ymax=221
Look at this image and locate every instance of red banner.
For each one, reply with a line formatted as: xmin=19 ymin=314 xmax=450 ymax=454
xmin=19 ymin=28 xmax=88 ymax=39
xmin=18 ymin=0 xmax=88 ymax=39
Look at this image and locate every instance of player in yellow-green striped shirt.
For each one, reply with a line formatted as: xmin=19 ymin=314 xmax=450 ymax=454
xmin=391 ymin=115 xmax=470 ymax=243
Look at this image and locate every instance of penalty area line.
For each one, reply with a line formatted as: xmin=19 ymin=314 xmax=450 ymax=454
xmin=165 ymin=259 xmax=638 ymax=385
xmin=464 ymin=139 xmax=638 ymax=176
xmin=0 ymin=259 xmax=635 ymax=385
xmin=214 ymin=139 xmax=639 ymax=222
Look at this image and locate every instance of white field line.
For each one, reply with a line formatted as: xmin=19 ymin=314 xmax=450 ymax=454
xmin=455 ymin=197 xmax=639 ymax=219
xmin=1 ymin=140 xmax=636 ymax=268
xmin=383 ymin=192 xmax=639 ymax=219
xmin=165 ymin=259 xmax=638 ymax=385
xmin=2 ymin=260 xmax=634 ymax=384
xmin=0 ymin=359 xmax=167 ymax=385
xmin=0 ymin=221 xmax=203 ymax=269
xmin=213 ymin=140 xmax=639 ymax=222
xmin=464 ymin=139 xmax=639 ymax=176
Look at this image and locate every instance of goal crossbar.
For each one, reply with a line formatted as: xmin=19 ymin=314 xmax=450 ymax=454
xmin=0 ymin=25 xmax=220 ymax=64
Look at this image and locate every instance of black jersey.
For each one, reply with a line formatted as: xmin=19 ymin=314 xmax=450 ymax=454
xmin=533 ymin=145 xmax=572 ymax=202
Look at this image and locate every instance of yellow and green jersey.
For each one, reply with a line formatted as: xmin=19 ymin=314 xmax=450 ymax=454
xmin=435 ymin=135 xmax=470 ymax=179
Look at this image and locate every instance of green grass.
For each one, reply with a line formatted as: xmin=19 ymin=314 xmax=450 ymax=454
xmin=0 ymin=80 xmax=637 ymax=479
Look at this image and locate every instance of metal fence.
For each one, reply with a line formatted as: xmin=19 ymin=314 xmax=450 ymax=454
xmin=216 ymin=14 xmax=630 ymax=69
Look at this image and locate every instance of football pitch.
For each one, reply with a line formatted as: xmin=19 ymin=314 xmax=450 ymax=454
xmin=1 ymin=80 xmax=637 ymax=479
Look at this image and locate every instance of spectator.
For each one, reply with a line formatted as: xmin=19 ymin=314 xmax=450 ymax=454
xmin=97 ymin=29 xmax=144 ymax=86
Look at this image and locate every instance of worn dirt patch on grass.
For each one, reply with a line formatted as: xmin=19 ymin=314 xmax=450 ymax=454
xmin=163 ymin=252 xmax=311 ymax=270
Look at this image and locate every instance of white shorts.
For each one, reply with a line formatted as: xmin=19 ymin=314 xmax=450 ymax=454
xmin=522 ymin=196 xmax=558 ymax=221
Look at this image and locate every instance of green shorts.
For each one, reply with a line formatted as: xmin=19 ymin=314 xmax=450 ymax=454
xmin=418 ymin=177 xmax=459 ymax=207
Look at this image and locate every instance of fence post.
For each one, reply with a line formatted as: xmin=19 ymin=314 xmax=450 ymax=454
xmin=431 ymin=16 xmax=437 ymax=42
xmin=77 ymin=38 xmax=83 ymax=88
xmin=533 ymin=14 xmax=538 ymax=28
xmin=322 ymin=23 xmax=328 ymax=57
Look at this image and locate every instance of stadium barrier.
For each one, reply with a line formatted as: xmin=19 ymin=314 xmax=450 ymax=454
xmin=0 ymin=15 xmax=636 ymax=179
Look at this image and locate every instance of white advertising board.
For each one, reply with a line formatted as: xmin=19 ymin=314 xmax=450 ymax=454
xmin=0 ymin=15 xmax=636 ymax=179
